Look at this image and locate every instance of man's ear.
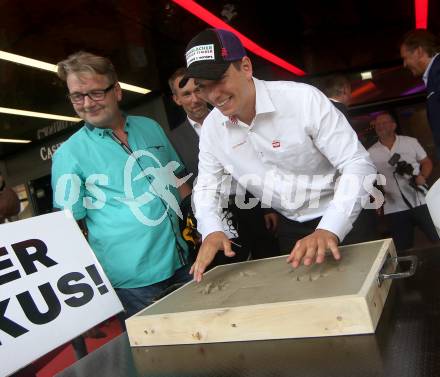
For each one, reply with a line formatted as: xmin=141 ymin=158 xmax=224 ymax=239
xmin=241 ymin=56 xmax=253 ymax=79
xmin=172 ymin=93 xmax=181 ymax=106
xmin=114 ymin=82 xmax=123 ymax=102
xmin=416 ymin=46 xmax=427 ymax=58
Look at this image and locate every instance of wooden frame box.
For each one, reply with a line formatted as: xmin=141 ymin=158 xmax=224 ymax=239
xmin=126 ymin=239 xmax=403 ymax=346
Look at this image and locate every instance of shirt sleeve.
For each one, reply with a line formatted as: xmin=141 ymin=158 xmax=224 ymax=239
xmin=192 ymin=123 xmax=226 ymax=239
xmin=306 ymin=89 xmax=377 ymax=241
xmin=413 ymin=138 xmax=428 ymax=161
xmin=51 ymin=146 xmax=87 ymax=220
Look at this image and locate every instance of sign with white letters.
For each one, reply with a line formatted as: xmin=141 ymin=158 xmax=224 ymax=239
xmin=0 ymin=211 xmax=123 ymax=377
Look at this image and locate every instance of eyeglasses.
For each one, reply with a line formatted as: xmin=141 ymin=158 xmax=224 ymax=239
xmin=67 ymin=83 xmax=115 ymax=104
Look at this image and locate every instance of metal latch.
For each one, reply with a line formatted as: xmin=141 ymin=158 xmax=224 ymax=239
xmin=377 ymin=255 xmax=418 ymax=287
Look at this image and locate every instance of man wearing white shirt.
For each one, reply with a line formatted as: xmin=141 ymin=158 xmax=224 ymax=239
xmin=168 ymin=67 xmax=279 ymax=265
xmin=179 ymin=28 xmax=377 ymax=282
xmin=368 ymin=112 xmax=438 ymax=251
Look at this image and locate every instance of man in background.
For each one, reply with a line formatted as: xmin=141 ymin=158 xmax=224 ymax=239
xmin=401 ymin=29 xmax=440 ymax=159
xmin=368 ymin=112 xmax=438 ymax=251
xmin=322 ymin=74 xmax=352 ymax=120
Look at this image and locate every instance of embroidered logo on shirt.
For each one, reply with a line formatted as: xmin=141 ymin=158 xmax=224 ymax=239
xmin=272 ymin=140 xmax=281 ymax=148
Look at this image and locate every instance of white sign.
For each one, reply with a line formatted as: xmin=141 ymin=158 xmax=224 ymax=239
xmin=0 ymin=211 xmax=123 ymax=377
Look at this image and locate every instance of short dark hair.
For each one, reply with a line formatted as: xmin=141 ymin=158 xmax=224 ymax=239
xmin=374 ymin=111 xmax=396 ymax=123
xmin=321 ymin=75 xmax=350 ymax=98
xmin=168 ymin=67 xmax=187 ymax=94
xmin=401 ymin=29 xmax=439 ymax=57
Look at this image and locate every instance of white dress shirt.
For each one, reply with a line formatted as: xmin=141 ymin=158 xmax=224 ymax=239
xmin=368 ymin=135 xmax=427 ymax=214
xmin=186 ymin=117 xmax=238 ymax=238
xmin=423 ymin=53 xmax=439 ymax=86
xmin=193 ymin=78 xmax=376 ymax=241
xmin=187 ymin=117 xmax=202 ymax=137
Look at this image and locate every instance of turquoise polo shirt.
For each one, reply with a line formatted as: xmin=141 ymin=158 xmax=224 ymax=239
xmin=51 ymin=115 xmax=189 ymax=288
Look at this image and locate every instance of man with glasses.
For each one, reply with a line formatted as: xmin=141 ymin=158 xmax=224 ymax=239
xmin=51 ymin=51 xmax=192 ymax=318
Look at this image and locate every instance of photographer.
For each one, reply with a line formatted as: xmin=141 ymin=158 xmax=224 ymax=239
xmin=368 ymin=112 xmax=439 ymax=251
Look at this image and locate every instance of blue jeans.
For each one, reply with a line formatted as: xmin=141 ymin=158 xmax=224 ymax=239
xmin=115 ymin=265 xmax=191 ymax=320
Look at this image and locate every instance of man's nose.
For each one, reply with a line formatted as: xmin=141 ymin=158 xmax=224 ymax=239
xmin=83 ymin=95 xmax=96 ymax=108
xmin=189 ymin=93 xmax=198 ymax=102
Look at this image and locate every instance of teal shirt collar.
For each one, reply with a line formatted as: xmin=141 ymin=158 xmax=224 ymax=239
xmin=84 ymin=113 xmax=130 ymax=137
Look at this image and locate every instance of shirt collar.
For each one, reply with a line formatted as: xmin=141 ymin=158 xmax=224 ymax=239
xmin=223 ymin=77 xmax=276 ymax=127
xmin=423 ymin=53 xmax=439 ymax=86
xmin=379 ymin=134 xmax=399 ymax=151
xmin=187 ymin=116 xmax=202 ymax=128
xmin=85 ymin=113 xmax=129 ymax=138
xmin=329 ymin=98 xmax=342 ymax=103
xmin=254 ymin=77 xmax=276 ymax=115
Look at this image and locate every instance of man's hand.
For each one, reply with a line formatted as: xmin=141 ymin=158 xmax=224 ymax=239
xmin=286 ymin=229 xmax=340 ymax=268
xmin=415 ymin=174 xmax=426 ymax=186
xmin=190 ymin=231 xmax=235 ymax=282
xmin=264 ymin=212 xmax=279 ymax=233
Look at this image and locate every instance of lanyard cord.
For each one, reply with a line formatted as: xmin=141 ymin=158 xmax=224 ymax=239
xmin=393 ymin=173 xmax=415 ymax=209
xmin=109 ymin=132 xmax=187 ymax=266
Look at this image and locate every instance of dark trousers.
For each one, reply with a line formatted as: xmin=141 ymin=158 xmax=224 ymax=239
xmin=277 ymin=209 xmax=380 ymax=253
xmin=385 ymin=204 xmax=439 ymax=251
xmin=115 ymin=265 xmax=191 ymax=320
xmin=229 ymin=196 xmax=280 ymax=260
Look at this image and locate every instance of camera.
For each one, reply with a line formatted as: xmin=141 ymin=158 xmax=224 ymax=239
xmin=388 ymin=153 xmax=414 ymax=176
xmin=388 ymin=153 xmax=427 ymax=193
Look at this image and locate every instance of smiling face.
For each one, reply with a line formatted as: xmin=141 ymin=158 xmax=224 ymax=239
xmin=172 ymin=77 xmax=209 ymax=123
xmin=195 ymin=57 xmax=255 ymax=123
xmin=374 ymin=113 xmax=396 ymax=140
xmin=66 ymin=72 xmax=122 ymax=128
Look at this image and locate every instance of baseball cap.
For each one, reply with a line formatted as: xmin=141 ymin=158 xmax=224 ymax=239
xmin=179 ymin=28 xmax=246 ymax=88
